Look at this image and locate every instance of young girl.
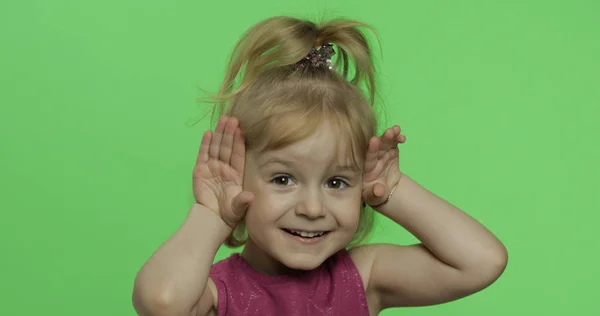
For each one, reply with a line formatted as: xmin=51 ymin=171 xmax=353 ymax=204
xmin=133 ymin=16 xmax=508 ymax=316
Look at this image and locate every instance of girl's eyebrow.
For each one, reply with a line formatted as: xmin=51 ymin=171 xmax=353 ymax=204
xmin=334 ymin=165 xmax=361 ymax=173
xmin=261 ymin=158 xmax=360 ymax=174
xmin=258 ymin=157 xmax=295 ymax=169
xmin=258 ymin=154 xmax=360 ymax=172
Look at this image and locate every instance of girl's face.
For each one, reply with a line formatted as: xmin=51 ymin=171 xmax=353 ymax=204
xmin=241 ymin=123 xmax=363 ymax=275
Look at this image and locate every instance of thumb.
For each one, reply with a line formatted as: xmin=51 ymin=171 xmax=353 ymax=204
xmin=363 ymin=183 xmax=387 ymax=206
xmin=231 ymin=191 xmax=254 ymax=218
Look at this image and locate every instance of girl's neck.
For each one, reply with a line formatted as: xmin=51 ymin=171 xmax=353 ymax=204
xmin=241 ymin=238 xmax=298 ymax=276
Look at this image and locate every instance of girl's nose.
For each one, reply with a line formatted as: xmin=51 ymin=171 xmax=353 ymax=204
xmin=294 ymin=190 xmax=326 ymax=218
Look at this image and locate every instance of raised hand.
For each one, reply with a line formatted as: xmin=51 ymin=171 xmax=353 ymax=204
xmin=362 ymin=125 xmax=407 ymax=207
xmin=192 ymin=116 xmax=254 ymax=227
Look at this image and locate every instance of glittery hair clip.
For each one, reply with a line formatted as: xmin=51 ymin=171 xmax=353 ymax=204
xmin=296 ymin=44 xmax=335 ymax=70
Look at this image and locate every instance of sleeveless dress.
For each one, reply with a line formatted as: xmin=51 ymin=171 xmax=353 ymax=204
xmin=209 ymin=249 xmax=371 ymax=316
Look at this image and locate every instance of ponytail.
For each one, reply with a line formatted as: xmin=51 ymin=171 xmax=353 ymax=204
xmin=209 ymin=16 xmax=380 ymax=118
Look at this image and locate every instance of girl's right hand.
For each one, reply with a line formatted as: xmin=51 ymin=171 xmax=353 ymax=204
xmin=192 ymin=116 xmax=254 ymax=228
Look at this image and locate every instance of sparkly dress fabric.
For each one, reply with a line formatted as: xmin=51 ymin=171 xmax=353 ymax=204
xmin=209 ymin=249 xmax=370 ymax=316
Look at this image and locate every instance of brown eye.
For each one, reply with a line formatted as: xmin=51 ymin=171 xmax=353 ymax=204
xmin=326 ymin=178 xmax=348 ymax=189
xmin=272 ymin=175 xmax=295 ymax=186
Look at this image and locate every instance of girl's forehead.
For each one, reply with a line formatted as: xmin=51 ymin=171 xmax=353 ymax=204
xmin=251 ymin=131 xmax=362 ymax=171
xmin=246 ymin=115 xmax=368 ymax=171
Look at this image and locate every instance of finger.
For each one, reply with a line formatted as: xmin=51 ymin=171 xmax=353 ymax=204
xmin=378 ymin=129 xmax=393 ymax=159
xmin=196 ymin=130 xmax=212 ymax=165
xmin=382 ymin=127 xmax=398 ymax=149
xmin=391 ymin=125 xmax=406 ymax=144
xmin=232 ymin=191 xmax=254 ymax=217
xmin=219 ymin=117 xmax=239 ymax=164
xmin=397 ymin=134 xmax=407 ymax=143
xmin=230 ymin=127 xmax=246 ymax=174
xmin=363 ymin=137 xmax=379 ymax=174
xmin=209 ymin=116 xmax=227 ymax=159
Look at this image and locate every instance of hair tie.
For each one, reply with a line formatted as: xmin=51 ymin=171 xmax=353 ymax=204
xmin=296 ymin=44 xmax=335 ymax=69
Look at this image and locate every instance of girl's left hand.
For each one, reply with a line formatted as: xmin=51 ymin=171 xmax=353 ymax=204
xmin=362 ymin=125 xmax=407 ymax=207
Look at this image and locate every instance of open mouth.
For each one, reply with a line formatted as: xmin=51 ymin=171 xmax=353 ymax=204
xmin=281 ymin=228 xmax=330 ymax=239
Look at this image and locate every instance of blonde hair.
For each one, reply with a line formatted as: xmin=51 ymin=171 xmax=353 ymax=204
xmin=202 ymin=16 xmax=381 ymax=248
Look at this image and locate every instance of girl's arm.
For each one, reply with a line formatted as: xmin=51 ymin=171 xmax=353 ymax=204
xmin=351 ymin=174 xmax=507 ymax=310
xmin=133 ymin=204 xmax=229 ymax=316
xmin=133 ymin=117 xmax=251 ymax=315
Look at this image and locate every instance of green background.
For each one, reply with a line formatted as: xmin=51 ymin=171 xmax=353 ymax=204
xmin=1 ymin=0 xmax=598 ymax=315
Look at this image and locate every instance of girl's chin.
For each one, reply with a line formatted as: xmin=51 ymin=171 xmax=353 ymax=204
xmin=278 ymin=252 xmax=332 ymax=271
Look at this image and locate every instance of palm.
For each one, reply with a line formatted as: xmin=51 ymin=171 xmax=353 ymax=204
xmin=362 ymin=125 xmax=406 ymax=206
xmin=192 ymin=116 xmax=249 ymax=226
xmin=363 ymin=146 xmax=399 ymax=184
xmin=193 ymin=160 xmax=242 ymax=217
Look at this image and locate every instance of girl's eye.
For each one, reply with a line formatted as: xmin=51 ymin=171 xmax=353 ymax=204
xmin=272 ymin=175 xmax=295 ymax=186
xmin=326 ymin=178 xmax=348 ymax=189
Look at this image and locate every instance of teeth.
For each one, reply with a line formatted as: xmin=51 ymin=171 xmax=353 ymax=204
xmin=289 ymin=230 xmax=325 ymax=238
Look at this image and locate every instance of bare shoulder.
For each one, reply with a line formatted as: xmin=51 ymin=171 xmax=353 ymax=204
xmin=348 ymin=245 xmax=378 ymax=288
xmin=192 ymin=278 xmax=218 ymax=316
xmin=348 ymin=245 xmax=382 ymax=312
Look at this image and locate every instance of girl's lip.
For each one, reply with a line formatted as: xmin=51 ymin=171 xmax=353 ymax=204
xmin=283 ymin=228 xmax=329 ymax=233
xmin=281 ymin=229 xmax=331 ymax=245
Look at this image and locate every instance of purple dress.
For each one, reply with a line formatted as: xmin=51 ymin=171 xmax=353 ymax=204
xmin=209 ymin=249 xmax=371 ymax=315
